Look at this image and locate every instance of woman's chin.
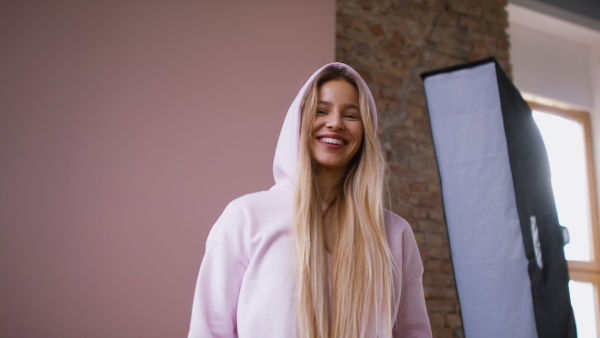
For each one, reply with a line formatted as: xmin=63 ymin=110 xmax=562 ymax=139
xmin=314 ymin=161 xmax=349 ymax=174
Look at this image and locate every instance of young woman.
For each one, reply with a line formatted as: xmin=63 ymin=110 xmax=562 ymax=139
xmin=188 ymin=63 xmax=431 ymax=338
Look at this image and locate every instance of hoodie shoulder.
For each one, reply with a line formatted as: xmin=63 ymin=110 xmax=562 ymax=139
xmin=384 ymin=209 xmax=411 ymax=230
xmin=224 ymin=189 xmax=293 ymax=221
xmin=384 ymin=209 xmax=414 ymax=242
xmin=210 ymin=190 xmax=285 ymax=234
xmin=206 ymin=189 xmax=294 ymax=265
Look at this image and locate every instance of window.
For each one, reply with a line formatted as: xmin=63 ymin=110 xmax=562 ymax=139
xmin=531 ymin=101 xmax=600 ymax=338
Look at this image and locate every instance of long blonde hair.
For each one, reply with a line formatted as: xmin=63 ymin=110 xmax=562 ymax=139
xmin=294 ymin=65 xmax=396 ymax=338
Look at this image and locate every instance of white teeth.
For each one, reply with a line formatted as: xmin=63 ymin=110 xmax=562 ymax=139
xmin=321 ymin=137 xmax=344 ymax=145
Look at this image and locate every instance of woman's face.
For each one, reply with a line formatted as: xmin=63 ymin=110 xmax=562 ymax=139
xmin=309 ymin=79 xmax=364 ymax=173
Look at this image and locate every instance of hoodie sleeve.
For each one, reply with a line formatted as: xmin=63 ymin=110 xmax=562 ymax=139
xmin=393 ymin=275 xmax=431 ymax=337
xmin=188 ymin=201 xmax=249 ymax=338
xmin=389 ymin=214 xmax=432 ymax=338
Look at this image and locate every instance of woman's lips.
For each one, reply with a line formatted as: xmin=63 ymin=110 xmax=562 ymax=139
xmin=316 ymin=134 xmax=347 ymax=149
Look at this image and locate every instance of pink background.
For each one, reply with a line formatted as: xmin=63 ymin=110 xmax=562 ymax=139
xmin=0 ymin=1 xmax=334 ymax=337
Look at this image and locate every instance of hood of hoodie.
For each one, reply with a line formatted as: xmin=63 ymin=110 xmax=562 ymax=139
xmin=272 ymin=62 xmax=378 ymax=188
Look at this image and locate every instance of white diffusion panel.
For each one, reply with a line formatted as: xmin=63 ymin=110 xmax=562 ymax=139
xmin=424 ymin=62 xmax=537 ymax=337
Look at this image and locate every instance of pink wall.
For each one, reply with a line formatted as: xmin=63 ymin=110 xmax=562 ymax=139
xmin=0 ymin=1 xmax=334 ymax=336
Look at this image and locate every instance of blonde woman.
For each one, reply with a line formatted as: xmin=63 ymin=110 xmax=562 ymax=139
xmin=188 ymin=63 xmax=431 ymax=338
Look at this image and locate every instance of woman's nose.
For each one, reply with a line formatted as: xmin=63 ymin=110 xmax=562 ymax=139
xmin=325 ymin=113 xmax=344 ymax=129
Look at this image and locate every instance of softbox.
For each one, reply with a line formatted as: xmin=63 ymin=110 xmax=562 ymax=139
xmin=421 ymin=58 xmax=576 ymax=337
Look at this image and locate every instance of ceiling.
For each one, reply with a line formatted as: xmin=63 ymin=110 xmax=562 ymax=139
xmin=510 ymin=0 xmax=600 ymax=32
xmin=536 ymin=0 xmax=600 ymax=23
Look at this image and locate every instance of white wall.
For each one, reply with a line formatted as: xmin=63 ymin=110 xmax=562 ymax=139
xmin=509 ymin=22 xmax=593 ymax=110
xmin=508 ymin=3 xmax=600 ymax=209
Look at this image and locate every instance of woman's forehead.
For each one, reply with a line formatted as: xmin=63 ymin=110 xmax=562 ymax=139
xmin=318 ymin=80 xmax=359 ymax=103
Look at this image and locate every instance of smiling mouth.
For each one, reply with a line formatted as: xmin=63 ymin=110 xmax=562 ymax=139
xmin=320 ymin=137 xmax=345 ymax=146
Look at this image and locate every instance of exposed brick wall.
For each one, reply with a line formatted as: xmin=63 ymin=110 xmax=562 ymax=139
xmin=336 ymin=0 xmax=512 ymax=337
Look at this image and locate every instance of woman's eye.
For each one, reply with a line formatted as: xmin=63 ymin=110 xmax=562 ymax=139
xmin=345 ymin=113 xmax=358 ymax=119
xmin=316 ymin=110 xmax=327 ymax=115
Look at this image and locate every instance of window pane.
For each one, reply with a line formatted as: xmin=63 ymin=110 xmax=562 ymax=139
xmin=569 ymin=280 xmax=598 ymax=338
xmin=533 ymin=111 xmax=592 ymax=261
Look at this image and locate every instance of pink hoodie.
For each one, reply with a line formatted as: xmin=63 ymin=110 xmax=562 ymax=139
xmin=188 ymin=63 xmax=432 ymax=337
